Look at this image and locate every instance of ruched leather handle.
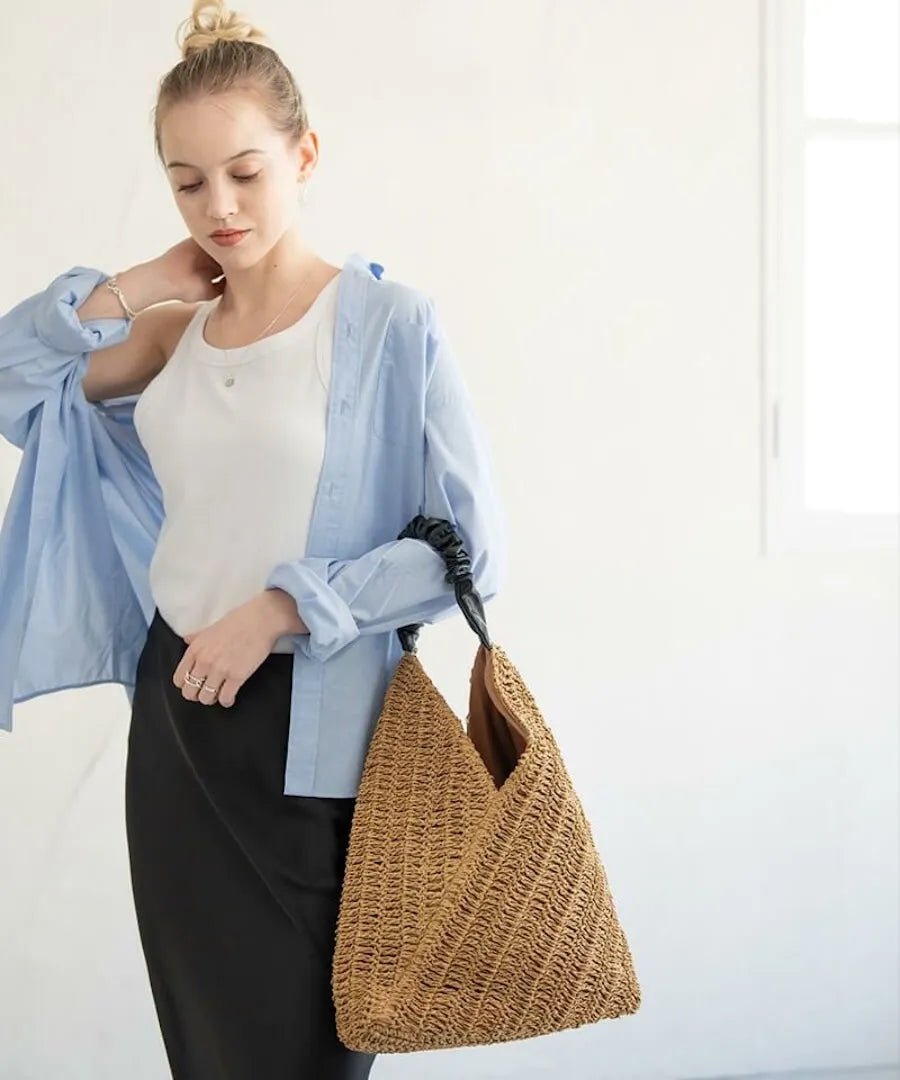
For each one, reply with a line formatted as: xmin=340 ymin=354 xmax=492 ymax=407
xmin=395 ymin=515 xmax=492 ymax=653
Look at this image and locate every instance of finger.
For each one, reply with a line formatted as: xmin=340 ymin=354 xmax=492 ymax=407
xmin=180 ymin=680 xmax=201 ymax=702
xmin=172 ymin=650 xmax=194 ymax=690
xmin=214 ymin=677 xmax=242 ymax=709
xmin=195 ymin=669 xmax=227 ymax=705
xmin=179 ymin=666 xmax=210 ymax=702
xmin=197 ymin=682 xmax=222 ymax=706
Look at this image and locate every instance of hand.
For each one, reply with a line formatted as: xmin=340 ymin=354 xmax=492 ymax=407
xmin=150 ymin=236 xmax=226 ymax=305
xmin=173 ymin=593 xmax=298 ymax=708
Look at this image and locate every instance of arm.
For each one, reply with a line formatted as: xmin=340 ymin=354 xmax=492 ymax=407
xmin=0 ymin=264 xmax=165 ymax=447
xmin=264 ymin=299 xmax=508 ymax=663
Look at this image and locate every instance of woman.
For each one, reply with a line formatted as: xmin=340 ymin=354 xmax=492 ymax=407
xmin=0 ymin=1 xmax=506 ymax=1076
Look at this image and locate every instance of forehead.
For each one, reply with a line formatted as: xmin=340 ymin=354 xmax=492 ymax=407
xmin=161 ymin=91 xmax=277 ymax=166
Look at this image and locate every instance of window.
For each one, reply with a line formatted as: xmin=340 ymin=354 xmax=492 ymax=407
xmin=763 ymin=0 xmax=899 ymax=551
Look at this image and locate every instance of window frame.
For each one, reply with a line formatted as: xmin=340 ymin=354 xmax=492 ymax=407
xmin=761 ymin=0 xmax=899 ymax=553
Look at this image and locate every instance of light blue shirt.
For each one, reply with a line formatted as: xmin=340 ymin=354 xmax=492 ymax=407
xmin=0 ymin=252 xmax=507 ymax=796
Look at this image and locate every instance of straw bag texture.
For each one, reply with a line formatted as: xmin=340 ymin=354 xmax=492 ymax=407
xmin=332 ymin=516 xmax=641 ymax=1053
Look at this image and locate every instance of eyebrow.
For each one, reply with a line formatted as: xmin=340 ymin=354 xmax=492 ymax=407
xmin=165 ymin=148 xmax=265 ymax=170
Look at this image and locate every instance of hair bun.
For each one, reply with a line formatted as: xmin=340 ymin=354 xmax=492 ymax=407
xmin=176 ymin=0 xmax=268 ymax=60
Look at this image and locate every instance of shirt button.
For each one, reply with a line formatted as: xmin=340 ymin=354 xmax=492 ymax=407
xmin=224 ymin=376 xmax=235 ymax=387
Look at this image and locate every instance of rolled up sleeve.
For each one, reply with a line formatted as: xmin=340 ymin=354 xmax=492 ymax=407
xmin=0 ymin=266 xmax=131 ymax=447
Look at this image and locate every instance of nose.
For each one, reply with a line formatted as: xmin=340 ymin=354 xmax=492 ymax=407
xmin=206 ymin=183 xmax=238 ymax=224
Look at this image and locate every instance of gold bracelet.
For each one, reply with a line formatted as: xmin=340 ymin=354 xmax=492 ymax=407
xmin=105 ymin=274 xmax=138 ymax=321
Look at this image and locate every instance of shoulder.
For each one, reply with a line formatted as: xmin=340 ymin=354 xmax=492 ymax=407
xmin=149 ymin=300 xmax=205 ymax=365
xmin=362 ymin=268 xmax=435 ymax=329
xmin=362 ymin=271 xmax=461 ymax=410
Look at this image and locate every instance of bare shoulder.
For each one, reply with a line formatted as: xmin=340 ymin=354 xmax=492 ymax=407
xmin=153 ymin=299 xmax=205 ymax=365
xmin=80 ymin=299 xmax=204 ymax=403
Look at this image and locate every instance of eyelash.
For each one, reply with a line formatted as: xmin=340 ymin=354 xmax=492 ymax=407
xmin=177 ymin=173 xmax=260 ymax=193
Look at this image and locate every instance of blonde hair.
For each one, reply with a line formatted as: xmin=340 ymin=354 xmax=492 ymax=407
xmin=153 ymin=0 xmax=310 ymax=165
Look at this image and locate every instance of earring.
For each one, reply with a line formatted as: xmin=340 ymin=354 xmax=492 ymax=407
xmin=298 ymin=177 xmax=309 ymax=205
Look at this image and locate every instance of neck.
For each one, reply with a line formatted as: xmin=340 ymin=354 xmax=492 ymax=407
xmin=216 ymin=226 xmax=322 ymax=321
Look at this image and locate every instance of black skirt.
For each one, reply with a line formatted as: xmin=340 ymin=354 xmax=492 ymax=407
xmin=124 ymin=608 xmax=378 ymax=1080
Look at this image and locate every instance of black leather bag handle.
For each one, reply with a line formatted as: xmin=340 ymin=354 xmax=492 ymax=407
xmin=395 ymin=515 xmax=493 ymax=653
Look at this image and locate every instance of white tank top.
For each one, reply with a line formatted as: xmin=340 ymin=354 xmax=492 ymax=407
xmin=133 ymin=271 xmax=341 ymax=654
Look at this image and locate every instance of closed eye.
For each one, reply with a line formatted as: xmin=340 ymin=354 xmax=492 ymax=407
xmin=177 ymin=173 xmax=260 ymax=193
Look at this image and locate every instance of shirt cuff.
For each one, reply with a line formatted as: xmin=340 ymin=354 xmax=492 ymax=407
xmin=265 ymin=557 xmax=361 ymax=662
xmin=33 ymin=266 xmax=130 ymax=354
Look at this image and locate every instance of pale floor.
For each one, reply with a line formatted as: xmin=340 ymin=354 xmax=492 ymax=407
xmin=502 ymin=1065 xmax=900 ymax=1080
xmin=683 ymin=1069 xmax=899 ymax=1080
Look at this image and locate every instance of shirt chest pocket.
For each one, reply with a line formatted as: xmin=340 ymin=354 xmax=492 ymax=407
xmin=372 ymin=324 xmax=425 ymax=447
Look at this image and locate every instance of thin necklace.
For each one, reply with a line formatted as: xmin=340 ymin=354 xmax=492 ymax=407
xmin=217 ymin=259 xmax=320 ymax=387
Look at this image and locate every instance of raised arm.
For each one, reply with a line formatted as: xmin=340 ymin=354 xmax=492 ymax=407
xmin=1 ymin=240 xmax=224 ymax=446
xmin=0 ymin=264 xmax=170 ymax=447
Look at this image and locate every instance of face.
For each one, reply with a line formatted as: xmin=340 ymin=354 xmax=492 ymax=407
xmin=159 ymin=89 xmax=317 ymax=264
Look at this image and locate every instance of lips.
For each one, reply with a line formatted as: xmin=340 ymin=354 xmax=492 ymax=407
xmin=210 ymin=230 xmax=247 ymax=237
xmin=210 ymin=229 xmax=250 ymax=247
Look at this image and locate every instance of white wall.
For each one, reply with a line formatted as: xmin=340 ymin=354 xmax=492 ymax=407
xmin=1 ymin=2 xmax=897 ymax=1078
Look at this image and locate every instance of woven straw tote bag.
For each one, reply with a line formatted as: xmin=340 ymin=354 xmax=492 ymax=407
xmin=331 ymin=516 xmax=641 ymax=1053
